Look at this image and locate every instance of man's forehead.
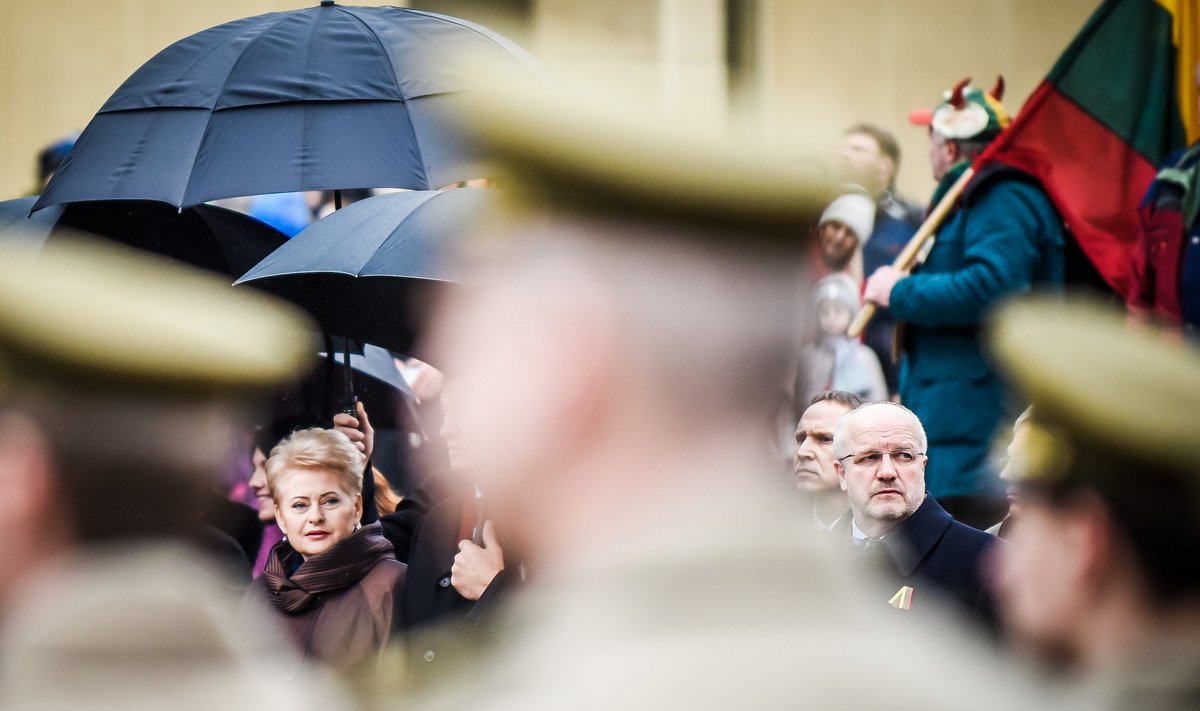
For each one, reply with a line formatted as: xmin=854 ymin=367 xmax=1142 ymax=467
xmin=843 ymin=132 xmax=880 ymax=152
xmin=800 ymin=401 xmax=851 ymax=430
xmin=847 ymin=408 xmax=921 ymax=443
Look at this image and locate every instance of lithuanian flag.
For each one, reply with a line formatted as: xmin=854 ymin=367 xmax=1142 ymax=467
xmin=978 ymin=0 xmax=1199 ymax=296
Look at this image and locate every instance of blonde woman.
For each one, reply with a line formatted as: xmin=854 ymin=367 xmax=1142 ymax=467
xmin=245 ymin=428 xmax=405 ymax=668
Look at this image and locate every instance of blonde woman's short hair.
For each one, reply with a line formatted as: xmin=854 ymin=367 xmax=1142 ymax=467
xmin=265 ymin=428 xmax=366 ymax=504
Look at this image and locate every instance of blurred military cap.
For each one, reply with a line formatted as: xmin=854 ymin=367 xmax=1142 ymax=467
xmin=0 ymin=235 xmax=316 ymax=399
xmin=457 ymin=74 xmax=833 ymax=243
xmin=987 ymin=294 xmax=1200 ymax=481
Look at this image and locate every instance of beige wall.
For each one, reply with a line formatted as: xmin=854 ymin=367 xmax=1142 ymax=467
xmin=0 ymin=0 xmax=399 ymax=198
xmin=760 ymin=0 xmax=1098 ymax=201
xmin=1 ymin=0 xmax=1097 ymax=202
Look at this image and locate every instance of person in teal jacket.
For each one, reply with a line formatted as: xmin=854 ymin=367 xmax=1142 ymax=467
xmin=864 ymin=77 xmax=1064 ymax=529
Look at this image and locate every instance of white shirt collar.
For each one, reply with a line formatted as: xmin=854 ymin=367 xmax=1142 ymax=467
xmin=850 ymin=517 xmax=886 ymax=545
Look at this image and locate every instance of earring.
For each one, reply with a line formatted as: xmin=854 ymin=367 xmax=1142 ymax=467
xmin=354 ymin=522 xmax=361 ymax=532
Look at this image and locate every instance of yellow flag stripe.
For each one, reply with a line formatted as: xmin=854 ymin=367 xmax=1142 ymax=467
xmin=1156 ymin=0 xmax=1200 ymax=143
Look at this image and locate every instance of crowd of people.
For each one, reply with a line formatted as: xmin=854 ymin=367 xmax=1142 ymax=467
xmin=1 ymin=66 xmax=1199 ymax=711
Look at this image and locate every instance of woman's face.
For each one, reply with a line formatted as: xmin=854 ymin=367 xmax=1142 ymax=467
xmin=818 ymin=221 xmax=860 ymax=268
xmin=273 ymin=467 xmax=361 ymax=558
xmin=248 ymin=447 xmax=275 ymax=523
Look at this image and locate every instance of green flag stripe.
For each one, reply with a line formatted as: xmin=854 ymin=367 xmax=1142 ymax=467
xmin=1048 ymin=0 xmax=1186 ymax=166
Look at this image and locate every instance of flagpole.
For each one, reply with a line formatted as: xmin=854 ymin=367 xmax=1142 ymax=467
xmin=847 ymin=166 xmax=976 ymax=339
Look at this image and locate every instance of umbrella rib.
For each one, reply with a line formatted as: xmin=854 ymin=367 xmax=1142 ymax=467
xmin=338 ymin=6 xmax=431 ymax=189
xmin=237 ymin=267 xmax=364 ymax=284
xmin=178 ymin=11 xmax=304 ymax=207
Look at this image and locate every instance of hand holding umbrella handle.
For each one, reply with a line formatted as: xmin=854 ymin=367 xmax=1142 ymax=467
xmin=848 ymin=166 xmax=975 ymax=339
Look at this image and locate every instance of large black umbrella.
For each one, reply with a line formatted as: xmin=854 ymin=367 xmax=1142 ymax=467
xmin=237 ymin=188 xmax=493 ymax=353
xmin=34 ymin=3 xmax=541 ymax=212
xmin=0 ymin=197 xmax=59 ymax=245
xmin=0 ymin=197 xmax=287 ymax=278
xmin=55 ymin=201 xmax=289 ymax=278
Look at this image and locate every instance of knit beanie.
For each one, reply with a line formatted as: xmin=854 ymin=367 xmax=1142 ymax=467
xmin=818 ymin=192 xmax=875 ymax=245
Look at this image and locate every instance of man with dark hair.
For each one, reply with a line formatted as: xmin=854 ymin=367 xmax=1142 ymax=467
xmin=839 ymin=124 xmax=923 ymax=394
xmin=794 ymin=390 xmax=863 ymax=531
xmin=988 ymin=295 xmax=1200 ymax=707
xmin=863 ymin=78 xmax=1064 ymax=529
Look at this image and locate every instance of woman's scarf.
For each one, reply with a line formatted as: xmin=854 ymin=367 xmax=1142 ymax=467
xmin=262 ymin=522 xmax=394 ymax=614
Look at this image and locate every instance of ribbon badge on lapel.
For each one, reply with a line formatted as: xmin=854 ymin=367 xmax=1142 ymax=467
xmin=888 ymin=586 xmax=914 ymax=610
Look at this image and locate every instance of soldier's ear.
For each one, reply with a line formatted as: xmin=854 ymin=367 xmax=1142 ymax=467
xmin=1065 ymin=491 xmax=1118 ymax=594
xmin=0 ymin=413 xmax=57 ymax=539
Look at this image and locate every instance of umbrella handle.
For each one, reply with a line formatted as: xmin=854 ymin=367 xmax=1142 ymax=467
xmin=339 ymin=338 xmax=358 ymax=417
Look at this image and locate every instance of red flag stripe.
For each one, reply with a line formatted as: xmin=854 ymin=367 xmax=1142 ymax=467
xmin=978 ymin=82 xmax=1159 ymax=295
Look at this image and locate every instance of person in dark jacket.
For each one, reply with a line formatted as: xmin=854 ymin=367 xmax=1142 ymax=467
xmin=864 ymin=78 xmax=1064 ymax=529
xmin=347 ymin=390 xmax=518 ymax=681
xmin=246 ymin=427 xmax=406 ymax=669
xmin=1127 ymin=140 xmax=1200 ymax=331
xmin=830 ymin=401 xmax=999 ymax=631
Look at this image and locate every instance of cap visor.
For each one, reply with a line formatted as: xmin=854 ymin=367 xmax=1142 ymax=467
xmin=908 ymin=108 xmax=933 ymax=126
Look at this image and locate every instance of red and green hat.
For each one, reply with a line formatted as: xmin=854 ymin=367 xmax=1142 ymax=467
xmin=909 ymin=77 xmax=1012 ymax=141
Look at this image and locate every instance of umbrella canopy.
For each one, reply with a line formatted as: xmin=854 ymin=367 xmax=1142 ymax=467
xmin=0 ymin=196 xmax=286 ymax=277
xmin=34 ymin=4 xmax=542 ymax=212
xmin=0 ymin=197 xmax=59 ymax=245
xmin=238 ymin=188 xmax=493 ymax=353
xmin=321 ymin=344 xmax=415 ymax=401
xmin=51 ymin=201 xmax=288 ymax=278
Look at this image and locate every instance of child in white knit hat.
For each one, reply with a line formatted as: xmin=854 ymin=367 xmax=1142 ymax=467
xmin=799 ymin=273 xmax=887 ymax=404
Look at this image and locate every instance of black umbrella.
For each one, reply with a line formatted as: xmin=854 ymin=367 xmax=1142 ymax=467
xmin=237 ymin=188 xmax=493 ymax=353
xmin=0 ymin=197 xmax=287 ymax=278
xmin=321 ymin=344 xmax=415 ymax=401
xmin=34 ymin=4 xmax=542 ymax=212
xmin=55 ymin=201 xmax=290 ymax=278
xmin=0 ymin=197 xmax=59 ymax=245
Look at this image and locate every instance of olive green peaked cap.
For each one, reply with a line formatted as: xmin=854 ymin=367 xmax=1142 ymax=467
xmin=0 ymin=236 xmax=317 ymax=398
xmin=456 ymin=75 xmax=833 ymax=243
xmin=987 ymin=295 xmax=1200 ymax=483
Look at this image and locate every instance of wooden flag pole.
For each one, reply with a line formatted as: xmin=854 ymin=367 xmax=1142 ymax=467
xmin=847 ymin=166 xmax=976 ymax=339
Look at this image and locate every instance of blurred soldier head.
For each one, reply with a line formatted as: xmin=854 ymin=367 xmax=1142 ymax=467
xmin=839 ymin=124 xmax=902 ymax=197
xmin=833 ymin=402 xmax=929 ymax=539
xmin=988 ymin=296 xmax=1200 ymax=674
xmin=433 ymin=79 xmax=829 ymax=567
xmin=0 ymin=236 xmax=313 ymax=611
xmin=910 ymin=77 xmax=1011 ymax=180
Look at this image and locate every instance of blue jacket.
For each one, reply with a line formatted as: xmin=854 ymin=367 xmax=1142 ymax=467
xmin=862 ymin=194 xmax=922 ymax=392
xmin=890 ymin=163 xmax=1064 ymax=499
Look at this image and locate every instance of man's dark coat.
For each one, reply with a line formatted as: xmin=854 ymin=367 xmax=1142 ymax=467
xmin=831 ymin=495 xmax=999 ymax=630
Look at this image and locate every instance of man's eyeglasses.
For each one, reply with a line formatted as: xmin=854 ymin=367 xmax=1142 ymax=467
xmin=837 ymin=449 xmax=926 ymax=469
